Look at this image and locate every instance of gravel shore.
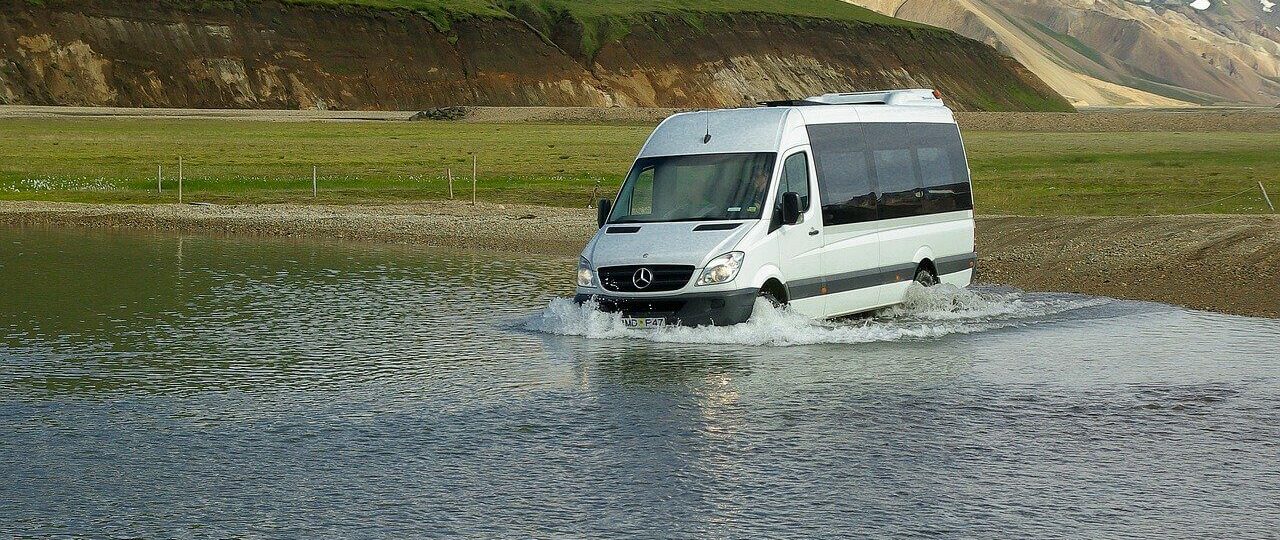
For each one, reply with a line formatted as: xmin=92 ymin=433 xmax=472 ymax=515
xmin=977 ymin=214 xmax=1279 ymax=318
xmin=1 ymin=201 xmax=1275 ymax=318
xmin=0 ymin=201 xmax=592 ymax=255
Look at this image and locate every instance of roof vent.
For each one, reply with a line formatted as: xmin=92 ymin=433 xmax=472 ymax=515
xmin=759 ymin=89 xmax=945 ymax=107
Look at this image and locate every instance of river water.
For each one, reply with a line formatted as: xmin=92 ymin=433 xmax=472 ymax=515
xmin=2 ymin=227 xmax=1278 ymax=538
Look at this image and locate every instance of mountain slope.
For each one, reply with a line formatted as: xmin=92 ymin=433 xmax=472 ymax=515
xmin=846 ymin=0 xmax=1280 ymax=106
xmin=0 ymin=0 xmax=1072 ymax=111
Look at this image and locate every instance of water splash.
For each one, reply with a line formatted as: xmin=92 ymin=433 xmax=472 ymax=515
xmin=525 ymin=285 xmax=1108 ymax=346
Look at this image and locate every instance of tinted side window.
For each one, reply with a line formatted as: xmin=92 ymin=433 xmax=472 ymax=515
xmin=916 ymin=147 xmax=953 ymax=186
xmin=873 ymin=149 xmax=915 ymax=194
xmin=807 ymin=124 xmax=876 ymax=225
xmin=864 ymin=123 xmax=922 ymax=220
xmin=912 ymin=123 xmax=973 ymax=214
xmin=770 ymin=152 xmax=812 ymax=231
xmin=780 ymin=152 xmax=811 ymax=210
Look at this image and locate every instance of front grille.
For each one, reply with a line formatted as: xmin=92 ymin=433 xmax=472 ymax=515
xmin=598 ymin=265 xmax=695 ymax=293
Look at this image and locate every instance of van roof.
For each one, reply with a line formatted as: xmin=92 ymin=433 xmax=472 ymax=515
xmin=638 ymin=107 xmax=794 ymax=158
xmin=637 ymin=92 xmax=955 ymax=159
xmin=759 ymin=89 xmax=945 ymax=108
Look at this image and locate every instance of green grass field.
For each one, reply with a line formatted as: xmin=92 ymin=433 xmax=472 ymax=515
xmin=1 ymin=118 xmax=1276 ymax=215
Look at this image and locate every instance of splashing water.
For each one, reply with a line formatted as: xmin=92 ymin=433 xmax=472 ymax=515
xmin=525 ymin=284 xmax=1109 ymax=346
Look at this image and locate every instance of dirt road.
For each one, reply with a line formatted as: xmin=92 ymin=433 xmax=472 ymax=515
xmin=3 ymin=105 xmax=1279 ymax=131
xmin=1 ymin=201 xmax=1274 ymax=318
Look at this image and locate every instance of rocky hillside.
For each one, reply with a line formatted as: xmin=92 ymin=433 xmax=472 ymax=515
xmin=0 ymin=0 xmax=1072 ymax=111
xmin=845 ymin=0 xmax=1280 ymax=107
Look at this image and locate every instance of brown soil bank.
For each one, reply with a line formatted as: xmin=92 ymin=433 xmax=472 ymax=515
xmin=978 ymin=215 xmax=1280 ymax=318
xmin=0 ymin=202 xmax=1274 ymax=318
xmin=0 ymin=0 xmax=1070 ymax=111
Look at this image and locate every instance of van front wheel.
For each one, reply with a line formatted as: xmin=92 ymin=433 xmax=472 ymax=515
xmin=758 ymin=288 xmax=785 ymax=309
xmin=914 ymin=266 xmax=939 ymax=287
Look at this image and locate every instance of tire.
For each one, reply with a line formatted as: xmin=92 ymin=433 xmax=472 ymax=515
xmin=759 ymin=288 xmax=784 ymax=308
xmin=914 ymin=266 xmax=939 ymax=287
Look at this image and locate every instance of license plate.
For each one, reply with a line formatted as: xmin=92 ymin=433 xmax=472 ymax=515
xmin=622 ymin=317 xmax=667 ymax=329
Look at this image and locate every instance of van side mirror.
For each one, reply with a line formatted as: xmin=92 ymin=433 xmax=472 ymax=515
xmin=597 ymin=199 xmax=612 ymax=228
xmin=781 ymin=192 xmax=802 ymax=225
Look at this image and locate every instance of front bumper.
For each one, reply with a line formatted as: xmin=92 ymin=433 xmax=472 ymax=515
xmin=574 ymin=288 xmax=759 ymax=327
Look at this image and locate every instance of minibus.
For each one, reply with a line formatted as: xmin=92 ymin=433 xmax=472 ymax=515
xmin=574 ymin=89 xmax=977 ymax=327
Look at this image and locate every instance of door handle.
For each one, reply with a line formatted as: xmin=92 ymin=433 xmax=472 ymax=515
xmin=808 ymin=228 xmax=819 ymax=236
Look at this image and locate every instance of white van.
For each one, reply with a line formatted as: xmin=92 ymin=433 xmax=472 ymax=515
xmin=574 ymin=89 xmax=977 ymax=327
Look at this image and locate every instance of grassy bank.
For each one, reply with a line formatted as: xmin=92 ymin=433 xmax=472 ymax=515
xmin=1 ymin=117 xmax=1277 ymax=215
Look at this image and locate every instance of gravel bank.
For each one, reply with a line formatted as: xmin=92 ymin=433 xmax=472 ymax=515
xmin=1 ymin=201 xmax=1275 ymax=318
xmin=977 ymin=214 xmax=1280 ymax=318
xmin=0 ymin=201 xmax=592 ymax=255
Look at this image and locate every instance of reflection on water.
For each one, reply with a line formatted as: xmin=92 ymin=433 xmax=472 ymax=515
xmin=2 ymin=226 xmax=1279 ymax=538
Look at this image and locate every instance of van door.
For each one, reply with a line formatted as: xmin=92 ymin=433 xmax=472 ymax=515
xmin=807 ymin=122 xmax=883 ymax=317
xmin=772 ymin=149 xmax=825 ymax=318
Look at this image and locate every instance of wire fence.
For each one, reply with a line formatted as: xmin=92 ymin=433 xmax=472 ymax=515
xmin=145 ymin=156 xmax=488 ymax=207
xmin=73 ymin=155 xmax=617 ymax=208
xmin=1184 ymin=182 xmax=1275 ymax=212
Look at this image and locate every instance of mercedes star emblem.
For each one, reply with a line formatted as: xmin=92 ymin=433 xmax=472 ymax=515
xmin=632 ymin=267 xmax=654 ymax=290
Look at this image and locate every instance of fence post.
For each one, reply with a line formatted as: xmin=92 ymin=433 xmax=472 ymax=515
xmin=313 ymin=165 xmax=318 ymax=198
xmin=1260 ymin=181 xmax=1275 ymax=213
xmin=447 ymin=168 xmax=453 ymax=199
xmin=178 ymin=156 xmax=183 ymax=204
xmin=158 ymin=165 xmax=163 ymax=193
xmin=471 ymin=154 xmax=477 ymax=206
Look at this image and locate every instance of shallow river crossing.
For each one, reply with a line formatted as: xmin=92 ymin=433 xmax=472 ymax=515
xmin=2 ymin=227 xmax=1278 ymax=538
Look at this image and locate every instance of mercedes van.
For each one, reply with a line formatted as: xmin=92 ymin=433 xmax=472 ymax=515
xmin=574 ymin=89 xmax=977 ymax=327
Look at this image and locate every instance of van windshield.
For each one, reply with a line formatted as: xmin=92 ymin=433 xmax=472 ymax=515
xmin=609 ymin=153 xmax=777 ymax=224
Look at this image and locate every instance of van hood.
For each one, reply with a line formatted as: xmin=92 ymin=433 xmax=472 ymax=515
xmin=587 ymin=221 xmax=754 ymax=269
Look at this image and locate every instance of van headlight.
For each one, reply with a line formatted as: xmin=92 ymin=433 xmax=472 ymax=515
xmin=696 ymin=252 xmax=744 ymax=286
xmin=576 ymin=256 xmax=597 ymax=288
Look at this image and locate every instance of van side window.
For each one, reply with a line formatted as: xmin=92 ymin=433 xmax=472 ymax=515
xmin=912 ymin=123 xmax=974 ymax=213
xmin=769 ymin=152 xmax=811 ymax=232
xmin=781 ymin=152 xmax=811 ymax=210
xmin=865 ymin=123 xmax=922 ymax=220
xmin=806 ymin=124 xmax=876 ymax=226
xmin=917 ymin=147 xmax=953 ymax=186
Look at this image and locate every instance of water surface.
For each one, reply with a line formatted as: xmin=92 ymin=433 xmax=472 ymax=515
xmin=2 ymin=227 xmax=1278 ymax=538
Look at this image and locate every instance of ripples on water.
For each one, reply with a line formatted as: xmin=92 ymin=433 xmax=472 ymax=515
xmin=2 ymin=227 xmax=1279 ymax=538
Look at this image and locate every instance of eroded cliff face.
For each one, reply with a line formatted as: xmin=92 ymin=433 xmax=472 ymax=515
xmin=0 ymin=0 xmax=1072 ymax=111
xmin=844 ymin=0 xmax=1280 ymax=106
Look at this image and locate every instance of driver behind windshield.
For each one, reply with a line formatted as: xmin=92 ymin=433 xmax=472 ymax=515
xmin=675 ymin=168 xmax=771 ymax=219
xmin=733 ymin=168 xmax=772 ymax=216
xmin=610 ymin=153 xmax=777 ymax=223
